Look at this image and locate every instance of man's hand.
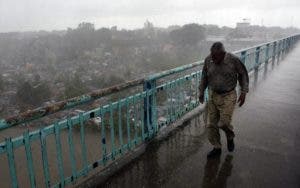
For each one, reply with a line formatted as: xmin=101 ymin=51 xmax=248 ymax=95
xmin=199 ymin=94 xmax=204 ymax=104
xmin=237 ymin=92 xmax=246 ymax=107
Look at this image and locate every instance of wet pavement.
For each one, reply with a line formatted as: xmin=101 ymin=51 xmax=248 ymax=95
xmin=99 ymin=44 xmax=300 ymax=188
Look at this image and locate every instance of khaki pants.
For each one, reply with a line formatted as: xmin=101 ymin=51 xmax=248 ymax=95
xmin=207 ymin=89 xmax=237 ymax=148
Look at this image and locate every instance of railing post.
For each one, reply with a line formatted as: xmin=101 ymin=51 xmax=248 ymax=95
xmin=293 ymin=36 xmax=295 ymax=46
xmin=281 ymin=39 xmax=284 ymax=59
xmin=143 ymin=79 xmax=157 ymax=137
xmin=263 ymin=44 xmax=270 ymax=79
xmin=286 ymin=38 xmax=289 ymax=52
xmin=265 ymin=44 xmax=270 ymax=64
xmin=6 ymin=138 xmax=18 ymax=188
xmin=254 ymin=47 xmax=260 ymax=87
xmin=241 ymin=50 xmax=247 ymax=64
xmin=272 ymin=41 xmax=277 ymax=67
xmin=277 ymin=40 xmax=281 ymax=63
xmin=237 ymin=50 xmax=247 ymax=93
xmin=281 ymin=39 xmax=284 ymax=55
xmin=286 ymin=38 xmax=290 ymax=53
xmin=282 ymin=39 xmax=286 ymax=58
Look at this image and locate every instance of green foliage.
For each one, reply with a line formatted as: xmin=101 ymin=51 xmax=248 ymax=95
xmin=64 ymin=22 xmax=105 ymax=59
xmin=91 ymin=73 xmax=124 ymax=89
xmin=144 ymin=51 xmax=177 ymax=71
xmin=226 ymin=29 xmax=253 ymax=39
xmin=77 ymin=22 xmax=95 ymax=31
xmin=63 ymin=73 xmax=88 ymax=99
xmin=170 ymin=23 xmax=206 ymax=46
xmin=16 ymin=81 xmax=51 ymax=106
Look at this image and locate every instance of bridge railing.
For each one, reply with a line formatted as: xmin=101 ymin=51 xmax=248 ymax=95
xmin=0 ymin=34 xmax=299 ymax=188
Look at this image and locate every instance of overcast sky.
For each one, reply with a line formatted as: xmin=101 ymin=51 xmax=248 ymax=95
xmin=0 ymin=0 xmax=299 ymax=32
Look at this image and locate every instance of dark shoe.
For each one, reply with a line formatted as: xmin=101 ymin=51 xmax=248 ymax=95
xmin=207 ymin=148 xmax=222 ymax=159
xmin=227 ymin=139 xmax=235 ymax=152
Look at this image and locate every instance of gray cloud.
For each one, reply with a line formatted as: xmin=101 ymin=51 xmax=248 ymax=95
xmin=0 ymin=0 xmax=299 ymax=32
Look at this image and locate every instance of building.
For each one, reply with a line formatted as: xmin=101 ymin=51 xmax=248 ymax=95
xmin=236 ymin=19 xmax=250 ymax=28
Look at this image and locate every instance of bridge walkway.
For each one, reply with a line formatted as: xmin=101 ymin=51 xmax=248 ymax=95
xmin=100 ymin=44 xmax=300 ymax=188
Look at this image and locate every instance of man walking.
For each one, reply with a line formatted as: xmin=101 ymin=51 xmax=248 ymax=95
xmin=199 ymin=42 xmax=249 ymax=158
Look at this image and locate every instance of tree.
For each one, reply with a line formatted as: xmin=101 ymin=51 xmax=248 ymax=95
xmin=170 ymin=23 xmax=206 ymax=46
xmin=226 ymin=28 xmax=252 ymax=39
xmin=64 ymin=22 xmax=97 ymax=59
xmin=91 ymin=73 xmax=124 ymax=89
xmin=64 ymin=73 xmax=88 ymax=99
xmin=16 ymin=81 xmax=51 ymax=107
xmin=96 ymin=28 xmax=112 ymax=44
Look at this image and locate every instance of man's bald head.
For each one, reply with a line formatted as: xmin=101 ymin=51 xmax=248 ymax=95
xmin=210 ymin=42 xmax=225 ymax=53
xmin=210 ymin=42 xmax=226 ymax=64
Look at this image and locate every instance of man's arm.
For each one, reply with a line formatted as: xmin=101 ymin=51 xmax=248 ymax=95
xmin=234 ymin=56 xmax=249 ymax=106
xmin=199 ymin=60 xmax=208 ymax=104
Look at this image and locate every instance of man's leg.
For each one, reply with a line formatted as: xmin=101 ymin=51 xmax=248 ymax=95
xmin=207 ymin=95 xmax=221 ymax=148
xmin=206 ymin=91 xmax=222 ymax=158
xmin=218 ymin=91 xmax=237 ymax=151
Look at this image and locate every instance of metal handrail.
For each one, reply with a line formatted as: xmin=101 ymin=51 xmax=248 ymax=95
xmin=0 ymin=34 xmax=299 ymax=188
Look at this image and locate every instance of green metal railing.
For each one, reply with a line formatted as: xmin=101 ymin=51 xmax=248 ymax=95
xmin=0 ymin=34 xmax=299 ymax=188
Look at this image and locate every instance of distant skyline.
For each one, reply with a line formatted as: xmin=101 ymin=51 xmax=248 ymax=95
xmin=0 ymin=0 xmax=299 ymax=32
